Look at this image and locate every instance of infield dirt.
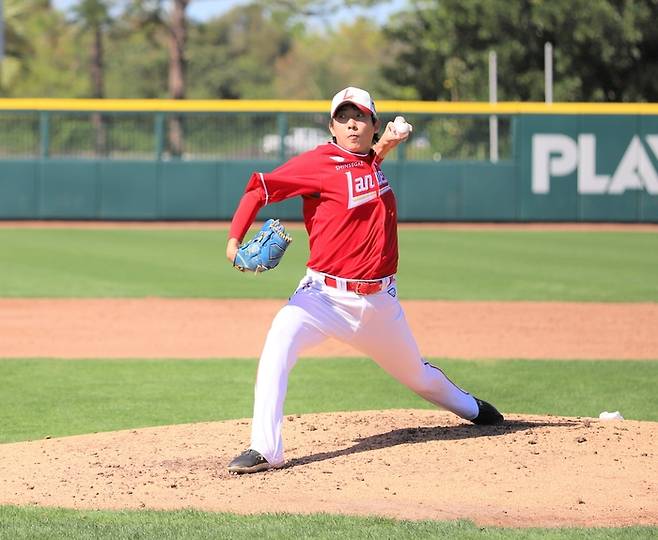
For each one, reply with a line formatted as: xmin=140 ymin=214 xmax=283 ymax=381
xmin=3 ymin=298 xmax=658 ymax=359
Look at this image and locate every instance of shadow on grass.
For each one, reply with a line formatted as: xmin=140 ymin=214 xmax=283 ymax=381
xmin=283 ymin=419 xmax=574 ymax=469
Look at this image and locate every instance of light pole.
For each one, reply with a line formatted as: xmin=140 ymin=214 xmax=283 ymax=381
xmin=489 ymin=50 xmax=498 ymax=163
xmin=545 ymin=42 xmax=553 ymax=103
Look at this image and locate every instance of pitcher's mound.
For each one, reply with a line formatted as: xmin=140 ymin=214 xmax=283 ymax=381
xmin=0 ymin=410 xmax=656 ymax=527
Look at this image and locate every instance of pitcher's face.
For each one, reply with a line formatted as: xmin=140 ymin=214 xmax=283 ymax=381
xmin=330 ymin=104 xmax=380 ymax=154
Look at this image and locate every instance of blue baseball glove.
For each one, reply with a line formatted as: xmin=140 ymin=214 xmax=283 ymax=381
xmin=233 ymin=219 xmax=292 ymax=273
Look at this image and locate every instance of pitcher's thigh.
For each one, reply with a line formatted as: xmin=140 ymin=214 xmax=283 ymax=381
xmin=264 ymin=303 xmax=328 ymax=360
xmin=353 ymin=307 xmax=428 ymax=384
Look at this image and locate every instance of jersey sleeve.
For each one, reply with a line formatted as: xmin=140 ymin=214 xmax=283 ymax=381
xmin=228 ymin=187 xmax=263 ymax=242
xmin=228 ymin=149 xmax=325 ymax=242
xmin=258 ymin=152 xmax=324 ymax=203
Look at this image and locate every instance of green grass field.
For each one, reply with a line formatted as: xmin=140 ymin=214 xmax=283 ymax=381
xmin=0 ymin=228 xmax=657 ymax=300
xmin=1 ymin=358 xmax=656 ymax=444
xmin=1 ymin=226 xmax=656 ymax=539
xmin=1 ymin=506 xmax=656 ymax=540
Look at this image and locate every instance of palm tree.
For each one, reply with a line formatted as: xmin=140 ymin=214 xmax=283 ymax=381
xmin=167 ymin=0 xmax=189 ymax=157
xmin=71 ymin=0 xmax=113 ymax=155
xmin=124 ymin=0 xmax=189 ymax=157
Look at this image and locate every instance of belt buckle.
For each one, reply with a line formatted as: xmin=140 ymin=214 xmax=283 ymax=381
xmin=354 ymin=281 xmax=382 ymax=295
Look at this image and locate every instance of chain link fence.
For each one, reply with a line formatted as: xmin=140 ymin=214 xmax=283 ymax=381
xmin=0 ymin=109 xmax=512 ymax=162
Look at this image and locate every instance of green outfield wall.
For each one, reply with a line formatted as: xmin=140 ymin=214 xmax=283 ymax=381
xmin=1 ymin=100 xmax=657 ymax=222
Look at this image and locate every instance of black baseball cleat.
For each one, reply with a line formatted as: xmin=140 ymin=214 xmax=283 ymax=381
xmin=471 ymin=398 xmax=504 ymax=425
xmin=227 ymin=449 xmax=280 ymax=474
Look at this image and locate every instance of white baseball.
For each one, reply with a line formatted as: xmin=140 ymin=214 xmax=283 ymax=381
xmin=393 ymin=116 xmax=411 ymax=134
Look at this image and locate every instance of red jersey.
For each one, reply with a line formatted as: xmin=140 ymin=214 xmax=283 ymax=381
xmin=229 ymin=142 xmax=398 ymax=280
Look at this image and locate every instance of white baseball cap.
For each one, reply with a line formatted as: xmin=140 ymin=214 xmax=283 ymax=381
xmin=330 ymin=87 xmax=377 ymax=118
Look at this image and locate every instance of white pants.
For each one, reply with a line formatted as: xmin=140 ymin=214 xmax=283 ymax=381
xmin=250 ymin=269 xmax=479 ymax=466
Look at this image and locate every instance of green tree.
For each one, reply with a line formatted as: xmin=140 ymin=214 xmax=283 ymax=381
xmin=104 ymin=19 xmax=168 ymax=98
xmin=8 ymin=3 xmax=86 ymax=97
xmin=1 ymin=0 xmax=75 ymax=95
xmin=383 ymin=0 xmax=658 ymax=102
xmin=272 ymin=17 xmax=386 ymax=99
xmin=187 ymin=3 xmax=292 ymax=99
xmin=253 ymin=0 xmax=390 ymax=98
xmin=0 ymin=0 xmax=33 ymax=92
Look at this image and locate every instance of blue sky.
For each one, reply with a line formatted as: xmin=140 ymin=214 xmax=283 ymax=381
xmin=51 ymin=0 xmax=407 ymax=25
